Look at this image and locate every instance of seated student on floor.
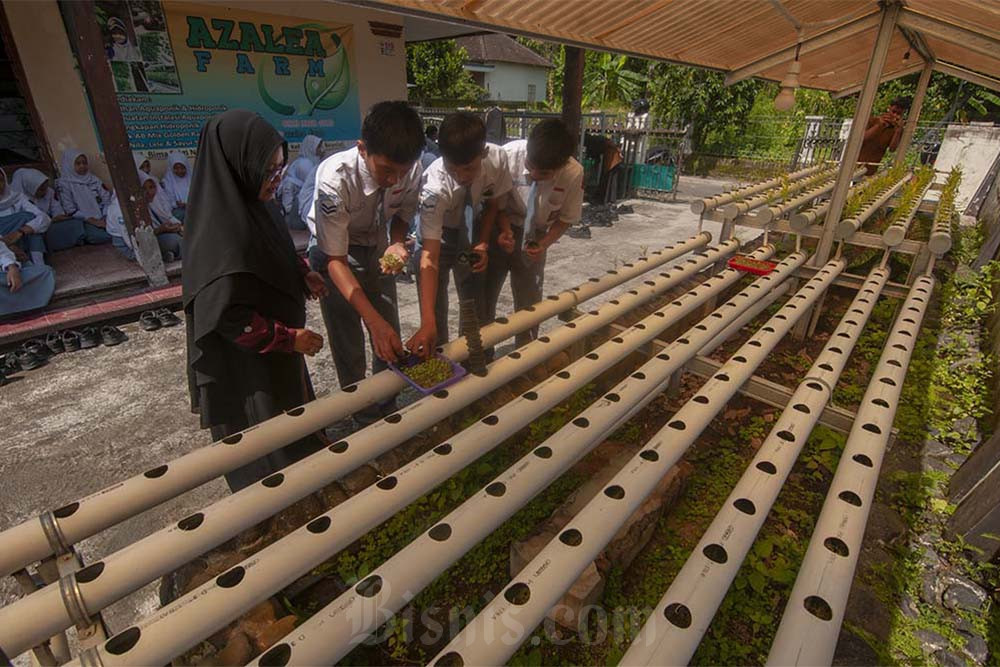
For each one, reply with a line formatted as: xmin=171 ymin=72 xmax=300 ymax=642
xmin=486 ymin=119 xmax=583 ymax=345
xmin=0 ymin=170 xmax=50 ymax=267
xmin=106 ymin=170 xmax=184 ymax=263
xmin=418 ymin=112 xmax=513 ymax=343
xmin=134 ymin=152 xmax=152 ymax=175
xmin=161 ymin=151 xmax=192 ymax=221
xmin=279 ymin=134 xmax=323 ymax=230
xmin=56 ymin=148 xmax=113 ymax=246
xmin=13 ymin=168 xmax=78 ymax=253
xmin=0 ymin=239 xmax=54 ymax=318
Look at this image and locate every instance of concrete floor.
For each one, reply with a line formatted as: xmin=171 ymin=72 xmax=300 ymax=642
xmin=0 ymin=176 xmax=753 ymax=660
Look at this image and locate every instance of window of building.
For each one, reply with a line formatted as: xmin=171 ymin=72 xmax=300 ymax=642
xmin=527 ymin=83 xmax=537 ymax=104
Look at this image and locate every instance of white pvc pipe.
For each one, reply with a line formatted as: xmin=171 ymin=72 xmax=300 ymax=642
xmin=766 ymin=275 xmax=935 ymax=667
xmin=834 ymin=173 xmax=911 ymax=240
xmin=623 ymin=266 xmax=889 ymax=666
xmin=430 ymin=259 xmax=846 ymax=666
xmin=789 ymin=173 xmax=872 ymax=232
xmin=0 ymin=234 xmax=711 ymax=582
xmin=722 ymin=167 xmax=839 ymax=220
xmin=883 ymin=179 xmax=933 ymax=247
xmin=0 ymin=236 xmax=729 ymax=661
xmin=754 ymin=168 xmax=865 ymax=226
xmin=238 ymin=253 xmax=811 ymax=667
xmin=691 ymin=164 xmax=828 ymax=214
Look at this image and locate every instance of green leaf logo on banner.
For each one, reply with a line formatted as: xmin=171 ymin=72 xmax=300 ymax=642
xmin=304 ymin=32 xmax=350 ymax=113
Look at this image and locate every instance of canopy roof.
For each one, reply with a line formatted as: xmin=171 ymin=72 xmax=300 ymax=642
xmin=352 ymin=0 xmax=1000 ymax=95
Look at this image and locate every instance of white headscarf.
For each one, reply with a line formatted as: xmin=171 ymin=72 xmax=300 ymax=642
xmin=106 ymin=169 xmax=179 ymax=245
xmin=10 ymin=168 xmax=48 ymax=202
xmin=57 ymin=148 xmax=107 ymax=219
xmin=0 ymin=170 xmax=19 ymax=209
xmin=138 ymin=169 xmax=176 ymax=223
xmin=133 ymin=152 xmax=151 ymax=174
xmin=1 ymin=169 xmax=50 ymax=232
xmin=161 ymin=151 xmax=191 ymax=205
xmin=299 ymin=135 xmax=323 ymax=165
xmin=59 ymin=148 xmax=103 ymax=187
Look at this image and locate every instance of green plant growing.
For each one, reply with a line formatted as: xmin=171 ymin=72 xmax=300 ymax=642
xmin=401 ymin=357 xmax=454 ymax=388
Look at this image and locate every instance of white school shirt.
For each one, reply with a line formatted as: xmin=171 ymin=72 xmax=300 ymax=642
xmin=418 ymin=143 xmax=513 ymax=242
xmin=501 ymin=140 xmax=584 ymax=232
xmin=0 ymin=240 xmax=18 ymax=271
xmin=310 ymin=147 xmax=420 ymax=257
xmin=0 ymin=192 xmax=50 ymax=234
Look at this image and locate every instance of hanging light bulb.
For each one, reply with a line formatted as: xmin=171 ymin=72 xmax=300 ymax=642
xmin=774 ymin=43 xmax=801 ymax=112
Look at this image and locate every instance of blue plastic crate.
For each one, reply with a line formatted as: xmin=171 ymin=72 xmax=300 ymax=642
xmin=630 ymin=163 xmax=675 ymax=192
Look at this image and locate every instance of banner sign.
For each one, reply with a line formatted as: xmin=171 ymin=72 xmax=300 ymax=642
xmin=96 ymin=1 xmax=361 ymax=153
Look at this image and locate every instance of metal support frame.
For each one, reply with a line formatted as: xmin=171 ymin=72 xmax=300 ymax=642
xmin=832 ymin=63 xmax=924 ymax=99
xmin=0 ymin=237 xmax=709 ymax=583
xmin=239 ymin=254 xmax=811 ymax=667
xmin=897 ymin=9 xmax=1000 ymax=64
xmin=622 ymin=266 xmax=890 ymax=665
xmin=1 ymin=238 xmax=731 ymax=661
xmin=430 ymin=260 xmax=847 ymax=665
xmin=934 ymin=61 xmax=1000 ymax=95
xmin=766 ymin=274 xmax=935 ymax=666
xmin=724 ymin=13 xmax=882 ymax=86
xmin=894 ymin=62 xmax=934 ymax=166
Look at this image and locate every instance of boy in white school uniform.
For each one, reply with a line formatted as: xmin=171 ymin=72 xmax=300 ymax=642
xmin=486 ymin=119 xmax=583 ymax=345
xmin=308 ymin=101 xmax=433 ymax=424
xmin=418 ymin=112 xmax=513 ymax=344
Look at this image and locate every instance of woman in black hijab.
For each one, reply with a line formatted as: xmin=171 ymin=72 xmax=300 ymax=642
xmin=183 ymin=109 xmax=329 ymax=492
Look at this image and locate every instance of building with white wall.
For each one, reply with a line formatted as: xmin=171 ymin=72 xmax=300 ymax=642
xmin=456 ymin=33 xmax=552 ymax=105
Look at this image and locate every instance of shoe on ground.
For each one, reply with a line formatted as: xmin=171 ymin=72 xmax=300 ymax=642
xmin=22 ymin=339 xmax=50 ymax=360
xmin=62 ymin=330 xmax=82 ymax=352
xmin=139 ymin=310 xmax=162 ymax=331
xmin=566 ymin=225 xmax=592 ymax=239
xmin=155 ymin=307 xmax=182 ymax=328
xmin=45 ymin=332 xmax=65 ymax=355
xmin=2 ymin=352 xmax=21 ymax=374
xmin=79 ymin=326 xmax=101 ymax=349
xmin=101 ymin=325 xmax=128 ymax=347
xmin=15 ymin=348 xmax=46 ymax=371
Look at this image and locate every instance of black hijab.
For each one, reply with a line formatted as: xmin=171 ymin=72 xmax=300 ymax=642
xmin=182 ymin=109 xmax=301 ymax=307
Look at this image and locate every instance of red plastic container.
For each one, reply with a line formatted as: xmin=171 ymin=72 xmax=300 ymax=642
xmin=727 ymin=255 xmax=778 ymax=276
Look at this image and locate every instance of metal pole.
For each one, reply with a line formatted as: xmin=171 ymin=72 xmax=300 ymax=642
xmin=0 ymin=236 xmax=709 ymax=582
xmin=430 ymin=259 xmax=847 ymax=666
xmin=236 ymin=254 xmax=812 ymax=667
xmin=0 ymin=238 xmax=729 ymax=660
xmin=835 ymin=171 xmax=911 ymax=240
xmin=623 ymin=266 xmax=890 ymax=666
xmin=894 ymin=62 xmax=934 ymax=167
xmin=766 ymin=275 xmax=935 ymax=666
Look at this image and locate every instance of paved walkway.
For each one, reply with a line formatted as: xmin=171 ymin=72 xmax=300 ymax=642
xmin=0 ymin=177 xmax=749 ymax=656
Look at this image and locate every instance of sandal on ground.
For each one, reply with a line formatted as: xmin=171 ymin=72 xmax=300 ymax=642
xmin=101 ymin=325 xmax=128 ymax=347
xmin=45 ymin=332 xmax=65 ymax=355
xmin=62 ymin=330 xmax=82 ymax=352
xmin=79 ymin=326 xmax=101 ymax=349
xmin=15 ymin=348 xmax=46 ymax=371
xmin=139 ymin=310 xmax=162 ymax=331
xmin=155 ymin=307 xmax=181 ymax=328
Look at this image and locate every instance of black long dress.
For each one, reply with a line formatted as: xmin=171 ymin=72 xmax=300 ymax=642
xmin=183 ymin=109 xmax=326 ymax=492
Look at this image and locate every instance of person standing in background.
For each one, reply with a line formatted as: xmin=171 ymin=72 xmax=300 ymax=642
xmin=858 ymin=97 xmax=911 ymax=174
xmin=183 ymin=109 xmax=328 ymax=492
xmin=279 ymin=134 xmax=323 ymax=230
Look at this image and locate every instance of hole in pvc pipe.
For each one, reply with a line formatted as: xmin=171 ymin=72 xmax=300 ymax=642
xmin=640 ymin=450 xmax=659 ymax=462
xmin=565 ymin=322 xmax=577 ymax=329
xmin=178 ymin=513 xmax=204 ymax=531
xmin=76 ymin=562 xmax=105 ymax=584
xmin=839 ymin=490 xmax=863 ymax=506
xmin=509 ymin=352 xmax=522 ymax=359
xmin=434 ymin=443 xmax=453 ymax=455
xmin=829 ymin=347 xmax=843 ymax=354
xmin=807 ymin=382 xmax=824 ymax=391
xmin=609 ymin=300 xmax=620 ymax=305
xmin=879 ymin=377 xmax=897 ymax=386
xmin=285 ymin=406 xmax=305 ymax=417
xmin=535 ymin=446 xmax=553 ymax=459
xmin=669 ymin=420 xmax=686 ymax=430
xmin=505 ymin=582 xmax=531 ymax=605
xmin=804 ymin=595 xmax=833 ymax=621
xmin=872 ymin=398 xmax=890 ymax=408
xmin=892 ymin=344 xmax=907 ymax=351
xmin=259 ymin=643 xmax=292 ymax=667
xmin=481 ymin=415 xmax=499 ymax=426
xmin=604 ymin=485 xmax=626 ymax=499
xmin=664 ymin=603 xmax=692 ymax=628
xmin=777 ymin=430 xmax=795 ymax=442
xmin=434 ymin=389 xmax=449 ymax=398
xmin=657 ymin=353 xmax=671 ymax=361
xmin=216 ymin=566 xmax=245 ymax=588
xmin=377 ymin=476 xmax=398 ymax=490
xmin=693 ymin=395 xmax=709 ymax=404
xmin=734 ymin=498 xmax=756 ymax=515
xmin=429 ymin=523 xmax=452 ymax=541
xmin=677 ymin=338 xmax=690 ymax=345
xmin=384 ymin=413 xmax=402 ymax=424
xmin=144 ymin=465 xmax=168 ymax=479
xmin=748 ymin=340 xmax=762 ymax=347
xmin=573 ymin=417 xmax=590 ymax=428
xmin=824 ymin=537 xmax=850 ymax=557
xmin=605 ymin=393 xmax=621 ymax=402
xmin=560 ymin=529 xmax=583 ymax=546
xmin=308 ymin=516 xmax=331 ymax=534
xmin=644 ymin=280 xmax=656 ymax=286
xmin=586 ymin=353 xmax=600 ymax=360
xmin=343 ymin=384 xmax=359 ymax=393
xmin=793 ymin=403 xmax=811 ymax=414
xmin=757 ymin=461 xmax=777 ymax=475
xmin=837 ymin=332 xmax=851 ymax=338
xmin=703 ymin=544 xmax=728 ymax=564
xmin=357 ymin=575 xmax=383 ymax=598
xmin=557 ymin=371 xmax=571 ymax=379
xmin=538 ymin=336 xmax=551 ymax=343
xmin=222 ymin=433 xmax=243 ymax=445
xmin=853 ymin=453 xmax=874 ymax=467
xmin=715 ymin=373 xmax=730 ymax=381
xmin=612 ymin=337 xmax=625 ymax=344
xmin=523 ymin=391 xmax=538 ymax=400
xmin=733 ymin=356 xmax=747 ymax=363
xmin=862 ymin=423 xmax=882 ymax=434
xmin=53 ymin=502 xmax=80 ymax=518
xmin=105 ymin=627 xmax=141 ymax=656
xmin=633 ymin=371 xmax=646 ymax=379
xmin=261 ymin=473 xmax=284 ymax=488
xmin=329 ymin=441 xmax=349 ymax=454
xmin=887 ymin=359 xmax=901 ymax=367
xmin=486 ymin=482 xmax=507 ymax=497
xmin=819 ymin=363 xmax=833 ymax=371
xmin=495 ymin=317 xmax=509 ymax=324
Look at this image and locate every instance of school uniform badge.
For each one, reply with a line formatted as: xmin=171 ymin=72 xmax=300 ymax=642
xmin=319 ymin=192 xmax=340 ymax=216
xmin=420 ymin=190 xmax=439 ymax=211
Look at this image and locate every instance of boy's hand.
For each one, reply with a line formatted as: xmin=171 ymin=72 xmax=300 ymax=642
xmin=497 ymin=229 xmax=515 ymax=254
xmin=368 ymin=316 xmax=405 ymax=362
xmin=304 ymin=271 xmax=329 ymax=299
xmin=2 ymin=229 xmax=21 ymax=245
xmin=525 ymin=241 xmax=546 ymax=261
xmin=291 ymin=328 xmax=324 ymax=356
xmin=6 ymin=265 xmax=22 ymax=293
xmin=380 ymin=242 xmax=409 ymax=274
xmin=471 ymin=241 xmax=489 ymax=272
xmin=406 ymin=323 xmax=438 ymax=360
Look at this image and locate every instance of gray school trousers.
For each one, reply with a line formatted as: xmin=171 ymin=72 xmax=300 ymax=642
xmin=485 ymin=224 xmax=546 ymax=347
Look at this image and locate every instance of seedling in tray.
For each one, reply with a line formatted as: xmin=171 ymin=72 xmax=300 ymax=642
xmin=728 ymin=255 xmax=777 ymax=275
xmin=390 ymin=353 xmax=467 ymax=394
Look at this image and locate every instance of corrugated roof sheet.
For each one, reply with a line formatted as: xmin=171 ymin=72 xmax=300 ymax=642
xmin=455 ymin=33 xmax=555 ymax=68
xmin=350 ymin=0 xmax=1000 ymax=93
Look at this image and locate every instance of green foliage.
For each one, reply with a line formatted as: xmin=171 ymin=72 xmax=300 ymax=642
xmin=582 ymin=53 xmax=648 ymax=110
xmin=405 ymin=41 xmax=484 ymax=105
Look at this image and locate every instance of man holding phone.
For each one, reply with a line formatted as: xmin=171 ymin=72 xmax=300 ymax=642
xmin=858 ymin=97 xmax=911 ymax=174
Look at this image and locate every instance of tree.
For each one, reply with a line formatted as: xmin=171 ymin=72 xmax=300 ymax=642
xmin=583 ymin=53 xmax=648 ymax=110
xmin=405 ymin=41 xmax=484 ymax=105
